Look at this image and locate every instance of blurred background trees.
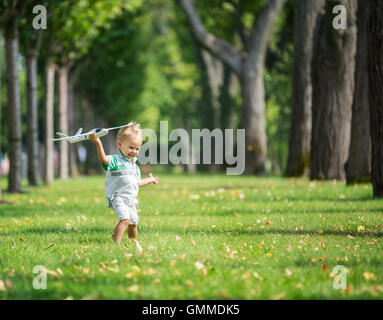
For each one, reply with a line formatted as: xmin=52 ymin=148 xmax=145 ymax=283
xmin=0 ymin=0 xmax=382 ymax=197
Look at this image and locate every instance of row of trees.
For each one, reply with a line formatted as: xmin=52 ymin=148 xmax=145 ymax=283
xmin=177 ymin=0 xmax=382 ymax=197
xmin=0 ymin=0 xmax=138 ymax=192
xmin=0 ymin=0 xmax=382 ymax=197
xmin=284 ymin=0 xmax=382 ymax=197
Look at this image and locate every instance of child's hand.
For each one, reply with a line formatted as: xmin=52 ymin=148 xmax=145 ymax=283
xmin=89 ymin=133 xmax=100 ymax=144
xmin=149 ymin=173 xmax=159 ymax=184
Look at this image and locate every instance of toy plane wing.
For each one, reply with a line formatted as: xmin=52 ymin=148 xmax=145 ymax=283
xmin=51 ymin=123 xmax=131 ymax=143
xmin=51 ymin=128 xmax=84 ymax=141
xmin=51 ymin=127 xmax=109 ymax=143
xmin=51 ymin=132 xmax=88 ymax=141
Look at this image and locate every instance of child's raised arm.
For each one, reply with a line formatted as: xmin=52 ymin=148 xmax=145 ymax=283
xmin=89 ymin=134 xmax=109 ymax=165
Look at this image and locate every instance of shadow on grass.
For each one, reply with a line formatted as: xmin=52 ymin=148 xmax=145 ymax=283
xmin=4 ymin=225 xmax=383 ymax=241
xmin=146 ymin=227 xmax=383 ymax=238
xmin=239 ymin=195 xmax=378 ymax=203
xmin=2 ymin=226 xmax=111 ymax=237
xmin=142 ymin=206 xmax=380 ymax=216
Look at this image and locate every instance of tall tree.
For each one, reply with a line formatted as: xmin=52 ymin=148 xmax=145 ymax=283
xmin=368 ymin=0 xmax=383 ymax=197
xmin=1 ymin=0 xmax=25 ymax=193
xmin=345 ymin=1 xmax=371 ymax=184
xmin=177 ymin=0 xmax=287 ymax=174
xmin=285 ymin=0 xmax=325 ymax=177
xmin=20 ymin=1 xmax=45 ymax=186
xmin=44 ymin=0 xmax=128 ymax=180
xmin=44 ymin=54 xmax=55 ymax=184
xmin=0 ymin=33 xmax=2 ymax=199
xmin=310 ymin=0 xmax=357 ymax=180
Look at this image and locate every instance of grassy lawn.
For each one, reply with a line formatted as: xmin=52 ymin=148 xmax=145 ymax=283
xmin=0 ymin=174 xmax=382 ymax=299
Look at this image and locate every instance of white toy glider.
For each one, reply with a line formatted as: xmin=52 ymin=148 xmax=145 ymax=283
xmin=51 ymin=123 xmax=133 ymax=143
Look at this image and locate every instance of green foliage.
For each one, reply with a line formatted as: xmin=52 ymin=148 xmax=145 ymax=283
xmin=42 ymin=0 xmax=134 ymax=63
xmin=75 ymin=0 xmax=203 ymax=132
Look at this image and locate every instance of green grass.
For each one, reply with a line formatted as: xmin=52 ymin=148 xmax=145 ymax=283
xmin=0 ymin=174 xmax=383 ymax=299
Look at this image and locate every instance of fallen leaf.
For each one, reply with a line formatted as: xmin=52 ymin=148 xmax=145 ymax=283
xmin=127 ymin=285 xmax=139 ymax=293
xmin=321 ymin=264 xmax=330 ymax=272
xmin=131 ymin=266 xmax=141 ymax=275
xmin=169 ymin=260 xmax=176 ymax=266
xmin=272 ymin=292 xmax=285 ymax=300
xmin=185 ymin=280 xmax=193 ymax=287
xmin=363 ymin=272 xmax=376 ymax=281
xmin=285 ymin=268 xmax=292 ymax=276
xmin=357 ymin=225 xmax=365 ymax=232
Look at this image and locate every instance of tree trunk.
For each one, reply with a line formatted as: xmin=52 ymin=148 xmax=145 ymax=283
xmin=5 ymin=16 xmax=22 ymax=193
xmin=310 ymin=0 xmax=357 ymax=180
xmin=220 ymin=65 xmax=239 ymax=130
xmin=68 ymin=74 xmax=79 ymax=177
xmin=0 ymin=33 xmax=2 ymax=198
xmin=220 ymin=65 xmax=240 ymax=172
xmin=240 ymin=60 xmax=267 ymax=175
xmin=285 ymin=0 xmax=325 ymax=177
xmin=59 ymin=64 xmax=69 ymax=180
xmin=177 ymin=0 xmax=286 ymax=175
xmin=368 ymin=0 xmax=383 ymax=197
xmin=345 ymin=1 xmax=371 ymax=184
xmin=44 ymin=58 xmax=55 ymax=185
xmin=200 ymin=49 xmax=223 ymax=129
xmin=199 ymin=48 xmax=223 ymax=172
xmin=26 ymin=53 xmax=40 ymax=186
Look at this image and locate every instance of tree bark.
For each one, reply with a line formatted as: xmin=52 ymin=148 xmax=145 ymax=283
xmin=0 ymin=33 xmax=2 ymax=196
xmin=177 ymin=0 xmax=286 ymax=175
xmin=68 ymin=73 xmax=79 ymax=177
xmin=285 ymin=0 xmax=325 ymax=177
xmin=240 ymin=58 xmax=267 ymax=174
xmin=59 ymin=64 xmax=69 ymax=180
xmin=345 ymin=1 xmax=371 ymax=184
xmin=200 ymin=49 xmax=223 ymax=129
xmin=5 ymin=15 xmax=22 ymax=193
xmin=368 ymin=0 xmax=383 ymax=197
xmin=26 ymin=53 xmax=40 ymax=186
xmin=310 ymin=0 xmax=357 ymax=180
xmin=44 ymin=58 xmax=55 ymax=185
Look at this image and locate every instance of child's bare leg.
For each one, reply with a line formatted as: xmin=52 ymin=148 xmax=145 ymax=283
xmin=128 ymin=224 xmax=142 ymax=252
xmin=127 ymin=224 xmax=137 ymax=240
xmin=112 ymin=219 xmax=130 ymax=244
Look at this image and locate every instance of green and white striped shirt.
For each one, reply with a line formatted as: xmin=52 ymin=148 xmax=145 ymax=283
xmin=102 ymin=150 xmax=141 ymax=207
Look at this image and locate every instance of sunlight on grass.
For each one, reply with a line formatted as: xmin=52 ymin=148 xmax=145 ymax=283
xmin=0 ymin=175 xmax=382 ymax=299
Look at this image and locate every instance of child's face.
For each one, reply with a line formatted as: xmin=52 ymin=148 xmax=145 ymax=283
xmin=118 ymin=134 xmax=142 ymax=159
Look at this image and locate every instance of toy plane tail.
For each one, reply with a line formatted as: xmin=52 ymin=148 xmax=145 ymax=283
xmin=56 ymin=132 xmax=67 ymax=138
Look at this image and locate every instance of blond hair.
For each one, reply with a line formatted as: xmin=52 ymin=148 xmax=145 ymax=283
xmin=116 ymin=122 xmax=142 ymax=144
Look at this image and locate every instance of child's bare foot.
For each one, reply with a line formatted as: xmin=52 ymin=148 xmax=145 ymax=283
xmin=134 ymin=240 xmax=143 ymax=253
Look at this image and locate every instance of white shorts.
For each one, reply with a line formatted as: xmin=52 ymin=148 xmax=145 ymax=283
xmin=109 ymin=196 xmax=140 ymax=224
